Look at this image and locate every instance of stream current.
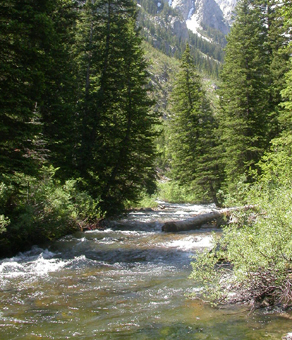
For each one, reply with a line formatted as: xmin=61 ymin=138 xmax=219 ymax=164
xmin=0 ymin=202 xmax=291 ymax=339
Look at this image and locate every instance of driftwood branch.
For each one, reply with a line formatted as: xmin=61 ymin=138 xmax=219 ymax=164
xmin=161 ymin=206 xmax=255 ymax=232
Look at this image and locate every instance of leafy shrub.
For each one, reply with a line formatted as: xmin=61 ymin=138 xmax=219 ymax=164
xmin=127 ymin=190 xmax=159 ymax=209
xmin=190 ymin=137 xmax=292 ymax=309
xmin=158 ymin=180 xmax=201 ymax=203
xmin=0 ymin=166 xmax=102 ymax=257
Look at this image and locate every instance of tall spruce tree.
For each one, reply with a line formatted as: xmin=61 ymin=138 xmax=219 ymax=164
xmin=40 ymin=0 xmax=79 ymax=180
xmin=0 ymin=0 xmax=79 ymax=178
xmin=278 ymin=0 xmax=292 ymax=133
xmin=168 ymin=44 xmax=221 ymax=204
xmin=218 ymin=0 xmax=288 ymax=190
xmin=0 ymin=0 xmax=53 ymax=175
xmin=262 ymin=0 xmax=290 ymax=140
xmin=76 ymin=0 xmax=158 ymax=215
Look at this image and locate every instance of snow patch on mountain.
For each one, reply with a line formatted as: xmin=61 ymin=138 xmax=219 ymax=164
xmin=214 ymin=0 xmax=237 ymax=23
xmin=167 ymin=0 xmax=237 ymax=35
xmin=187 ymin=15 xmax=212 ymax=42
xmin=186 ymin=3 xmax=212 ymax=42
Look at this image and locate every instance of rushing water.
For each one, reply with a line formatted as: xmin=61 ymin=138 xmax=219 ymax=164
xmin=0 ymin=202 xmax=291 ymax=340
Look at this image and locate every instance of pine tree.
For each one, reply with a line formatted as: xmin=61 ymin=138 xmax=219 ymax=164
xmin=76 ymin=0 xmax=158 ymax=215
xmin=168 ymin=44 xmax=222 ymax=203
xmin=218 ymin=0 xmax=287 ymax=189
xmin=0 ymin=0 xmax=79 ymax=178
xmin=277 ymin=0 xmax=292 ymax=133
xmin=262 ymin=0 xmax=290 ymax=140
xmin=0 ymin=0 xmax=50 ymax=175
xmin=40 ymin=0 xmax=79 ymax=180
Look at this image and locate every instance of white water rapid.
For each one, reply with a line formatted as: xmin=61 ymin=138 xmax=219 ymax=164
xmin=0 ymin=202 xmax=290 ymax=339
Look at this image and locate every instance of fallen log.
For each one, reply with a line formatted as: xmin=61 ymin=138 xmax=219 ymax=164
xmin=161 ymin=206 xmax=255 ymax=232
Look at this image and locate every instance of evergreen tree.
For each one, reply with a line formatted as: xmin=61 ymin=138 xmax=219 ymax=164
xmin=40 ymin=0 xmax=79 ymax=180
xmin=0 ymin=0 xmax=52 ymax=175
xmin=218 ymin=0 xmax=288 ymax=190
xmin=277 ymin=0 xmax=292 ymax=133
xmin=281 ymin=59 xmax=292 ymax=116
xmin=76 ymin=0 xmax=158 ymax=215
xmin=168 ymin=44 xmax=221 ymax=203
xmin=262 ymin=0 xmax=290 ymax=140
xmin=0 ymin=0 xmax=79 ymax=178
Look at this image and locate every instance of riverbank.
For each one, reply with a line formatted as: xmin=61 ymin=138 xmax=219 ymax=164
xmin=0 ymin=202 xmax=291 ymax=339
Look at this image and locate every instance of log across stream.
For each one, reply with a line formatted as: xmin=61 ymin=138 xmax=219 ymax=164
xmin=161 ymin=205 xmax=255 ymax=232
xmin=162 ymin=209 xmax=229 ymax=232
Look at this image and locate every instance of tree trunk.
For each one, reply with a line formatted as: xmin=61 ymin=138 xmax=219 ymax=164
xmin=161 ymin=207 xmax=254 ymax=232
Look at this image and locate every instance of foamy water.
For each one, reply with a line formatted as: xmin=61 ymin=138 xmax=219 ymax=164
xmin=0 ymin=202 xmax=290 ymax=340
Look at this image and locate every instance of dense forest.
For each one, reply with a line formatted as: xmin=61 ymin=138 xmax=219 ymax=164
xmin=187 ymin=0 xmax=292 ymax=308
xmin=0 ymin=0 xmax=159 ymax=256
xmin=1 ymin=0 xmax=292 ymax=308
xmin=165 ymin=0 xmax=291 ymax=200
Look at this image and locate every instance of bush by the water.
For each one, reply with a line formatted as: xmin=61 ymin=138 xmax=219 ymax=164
xmin=158 ymin=180 xmax=203 ymax=203
xmin=190 ymin=137 xmax=292 ymax=309
xmin=0 ymin=166 xmax=101 ymax=257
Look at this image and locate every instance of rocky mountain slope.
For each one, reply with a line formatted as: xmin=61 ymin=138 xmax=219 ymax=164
xmin=167 ymin=0 xmax=237 ymax=36
xmin=135 ymin=0 xmax=236 ymax=117
xmin=214 ymin=0 xmax=237 ymax=23
xmin=137 ymin=0 xmax=226 ymax=72
xmin=137 ymin=0 xmax=237 ymax=60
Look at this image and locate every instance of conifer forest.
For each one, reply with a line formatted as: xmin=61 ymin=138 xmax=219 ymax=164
xmin=1 ymin=0 xmax=292 ymax=310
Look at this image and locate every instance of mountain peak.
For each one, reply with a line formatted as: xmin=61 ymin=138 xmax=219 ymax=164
xmin=166 ymin=0 xmax=237 ymax=36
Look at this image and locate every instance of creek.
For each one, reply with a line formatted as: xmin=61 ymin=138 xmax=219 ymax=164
xmin=0 ymin=202 xmax=291 ymax=339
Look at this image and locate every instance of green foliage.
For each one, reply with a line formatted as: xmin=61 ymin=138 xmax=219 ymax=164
xmin=40 ymin=0 xmax=79 ymax=180
xmin=127 ymin=190 xmax=159 ymax=209
xmin=158 ymin=180 xmax=199 ymax=203
xmin=0 ymin=0 xmax=79 ymax=178
xmin=144 ymin=41 xmax=180 ymax=117
xmin=200 ymin=23 xmax=227 ymax=47
xmin=190 ymin=1 xmax=292 ymax=307
xmin=75 ymin=0 xmax=158 ymax=216
xmin=0 ymin=215 xmax=10 ymax=235
xmin=0 ymin=166 xmax=102 ymax=257
xmin=279 ymin=57 xmax=292 ymax=131
xmin=218 ymin=0 xmax=268 ymax=188
xmin=218 ymin=0 xmax=290 ymax=193
xmin=191 ymin=184 xmax=292 ymax=308
xmin=0 ymin=0 xmax=161 ymax=255
xmin=0 ymin=0 xmax=48 ymax=175
xmin=190 ymin=133 xmax=292 ymax=308
xmin=188 ymin=28 xmax=225 ymax=62
xmin=167 ymin=44 xmax=223 ymax=204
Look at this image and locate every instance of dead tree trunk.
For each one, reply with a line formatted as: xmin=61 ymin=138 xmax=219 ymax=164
xmin=161 ymin=207 xmax=254 ymax=232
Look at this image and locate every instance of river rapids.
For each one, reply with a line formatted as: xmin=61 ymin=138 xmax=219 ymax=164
xmin=0 ymin=202 xmax=291 ymax=339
